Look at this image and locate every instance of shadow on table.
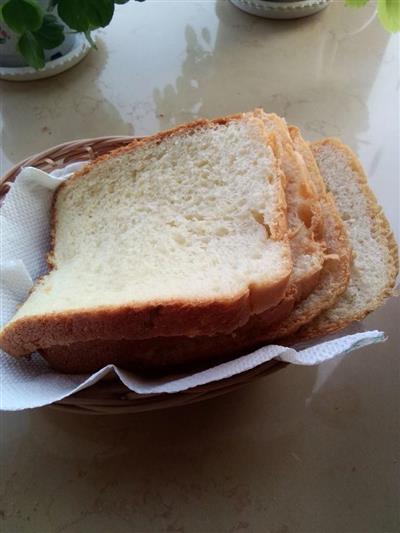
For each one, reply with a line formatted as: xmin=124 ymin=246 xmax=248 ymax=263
xmin=0 ymin=38 xmax=134 ymax=167
xmin=282 ymin=296 xmax=400 ymax=532
xmin=2 ymin=299 xmax=398 ymax=530
xmin=153 ymin=0 xmax=389 ymax=147
xmin=14 ymin=363 xmax=317 ymax=529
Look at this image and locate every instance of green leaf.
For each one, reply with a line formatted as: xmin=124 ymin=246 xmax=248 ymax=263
xmin=345 ymin=0 xmax=369 ymax=6
xmin=33 ymin=13 xmax=64 ymax=49
xmin=17 ymin=31 xmax=45 ymax=69
xmin=2 ymin=0 xmax=43 ymax=34
xmin=114 ymin=0 xmax=130 ymax=4
xmin=377 ymin=0 xmax=400 ymax=32
xmin=57 ymin=0 xmax=114 ymax=32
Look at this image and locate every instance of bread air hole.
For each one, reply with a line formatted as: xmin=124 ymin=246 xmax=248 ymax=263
xmin=299 ymin=181 xmax=311 ymax=198
xmin=173 ymin=233 xmax=186 ymax=245
xmin=251 ymin=209 xmax=271 ymax=238
xmin=216 ymin=227 xmax=229 ymax=237
xmin=251 ymin=210 xmax=265 ymax=226
xmin=298 ymin=203 xmax=313 ymax=229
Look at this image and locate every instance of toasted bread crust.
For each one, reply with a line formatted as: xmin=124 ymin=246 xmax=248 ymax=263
xmin=261 ymin=114 xmax=326 ymax=297
xmin=273 ymin=193 xmax=351 ymax=342
xmin=262 ymin=129 xmax=352 ymax=341
xmin=291 ymin=138 xmax=399 ymax=341
xmin=0 ymin=112 xmax=292 ymax=357
xmin=40 ymin=287 xmax=298 ymax=374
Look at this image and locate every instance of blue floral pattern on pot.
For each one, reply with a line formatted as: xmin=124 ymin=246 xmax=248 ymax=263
xmin=0 ymin=27 xmax=11 ymax=45
xmin=0 ymin=22 xmax=74 ymax=68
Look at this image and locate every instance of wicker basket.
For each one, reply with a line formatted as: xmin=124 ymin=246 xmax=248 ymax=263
xmin=0 ymin=137 xmax=287 ymax=414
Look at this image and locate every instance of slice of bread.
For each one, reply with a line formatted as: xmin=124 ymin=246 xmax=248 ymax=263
xmin=291 ymin=138 xmax=398 ymax=341
xmin=39 ymin=118 xmax=332 ymax=375
xmin=260 ymin=113 xmax=325 ymax=303
xmin=0 ymin=113 xmax=293 ymax=357
xmin=261 ymin=128 xmax=352 ymax=341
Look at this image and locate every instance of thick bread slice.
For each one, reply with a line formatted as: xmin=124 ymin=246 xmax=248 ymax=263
xmin=0 ymin=113 xmax=292 ymax=357
xmin=260 ymin=128 xmax=352 ymax=341
xmin=260 ymin=113 xmax=325 ymax=303
xmin=291 ymin=138 xmax=398 ymax=341
xmin=39 ymin=119 xmax=331 ymax=375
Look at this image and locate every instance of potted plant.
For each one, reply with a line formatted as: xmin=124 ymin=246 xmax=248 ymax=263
xmin=0 ymin=0 xmax=145 ymax=77
xmin=230 ymin=0 xmax=399 ymax=30
xmin=346 ymin=0 xmax=399 ymax=31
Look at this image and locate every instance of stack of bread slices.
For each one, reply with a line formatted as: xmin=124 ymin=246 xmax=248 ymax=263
xmin=0 ymin=110 xmax=398 ymax=374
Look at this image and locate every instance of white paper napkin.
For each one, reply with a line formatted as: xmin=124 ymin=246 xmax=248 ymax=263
xmin=0 ymin=165 xmax=385 ymax=411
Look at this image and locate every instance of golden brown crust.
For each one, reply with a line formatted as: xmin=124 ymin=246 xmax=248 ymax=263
xmin=0 ymin=273 xmax=293 ymax=357
xmin=251 ymin=129 xmax=352 ymax=342
xmin=260 ymin=113 xmax=326 ymax=304
xmin=0 ymin=112 xmax=293 ymax=357
xmin=261 ymin=113 xmax=324 ymax=237
xmin=291 ymin=138 xmax=399 ymax=341
xmin=39 ymin=286 xmax=298 ymax=375
xmin=273 ymin=193 xmax=351 ymax=342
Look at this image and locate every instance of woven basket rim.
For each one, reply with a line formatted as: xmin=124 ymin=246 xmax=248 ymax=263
xmin=1 ymin=136 xmax=287 ymax=414
xmin=0 ymin=135 xmax=136 ymax=192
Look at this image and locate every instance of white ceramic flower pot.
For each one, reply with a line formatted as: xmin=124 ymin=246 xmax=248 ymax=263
xmin=0 ymin=0 xmax=74 ymax=68
xmin=229 ymin=0 xmax=331 ymax=19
